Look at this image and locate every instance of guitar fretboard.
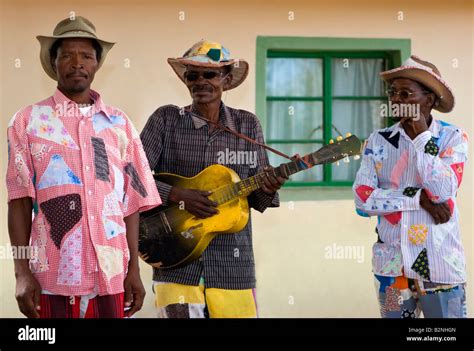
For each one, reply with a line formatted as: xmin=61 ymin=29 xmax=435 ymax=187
xmin=209 ymin=157 xmax=313 ymax=205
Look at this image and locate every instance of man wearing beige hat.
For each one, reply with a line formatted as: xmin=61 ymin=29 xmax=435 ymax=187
xmin=353 ymin=55 xmax=468 ymax=318
xmin=6 ymin=16 xmax=162 ymax=318
xmin=140 ymin=40 xmax=287 ymax=318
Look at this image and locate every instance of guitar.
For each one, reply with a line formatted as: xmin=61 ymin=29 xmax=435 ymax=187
xmin=139 ymin=134 xmax=362 ymax=269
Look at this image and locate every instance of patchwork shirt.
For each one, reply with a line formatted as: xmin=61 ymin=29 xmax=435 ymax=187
xmin=353 ymin=119 xmax=468 ymax=284
xmin=6 ymin=89 xmax=162 ymax=296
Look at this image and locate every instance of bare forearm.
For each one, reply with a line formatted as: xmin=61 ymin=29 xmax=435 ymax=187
xmin=8 ymin=198 xmax=33 ymax=275
xmin=124 ymin=212 xmax=140 ymax=271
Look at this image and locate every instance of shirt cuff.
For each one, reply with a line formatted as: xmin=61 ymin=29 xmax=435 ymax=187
xmin=412 ymin=131 xmax=433 ymax=153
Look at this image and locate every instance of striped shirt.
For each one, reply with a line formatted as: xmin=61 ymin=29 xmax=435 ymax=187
xmin=353 ymin=118 xmax=468 ymax=284
xmin=6 ymin=89 xmax=162 ymax=296
xmin=140 ymin=103 xmax=279 ymax=289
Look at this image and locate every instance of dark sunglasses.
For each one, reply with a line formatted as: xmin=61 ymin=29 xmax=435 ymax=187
xmin=386 ymin=89 xmax=430 ymax=100
xmin=185 ymin=70 xmax=226 ymax=82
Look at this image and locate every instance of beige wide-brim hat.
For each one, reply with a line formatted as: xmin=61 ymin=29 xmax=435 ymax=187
xmin=168 ymin=40 xmax=249 ymax=91
xmin=37 ymin=16 xmax=115 ymax=80
xmin=380 ymin=55 xmax=455 ymax=113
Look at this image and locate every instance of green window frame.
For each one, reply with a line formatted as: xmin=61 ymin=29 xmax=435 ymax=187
xmin=256 ymin=37 xmax=411 ymax=196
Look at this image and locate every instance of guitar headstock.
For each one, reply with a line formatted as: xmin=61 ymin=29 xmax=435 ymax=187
xmin=311 ymin=133 xmax=363 ymax=166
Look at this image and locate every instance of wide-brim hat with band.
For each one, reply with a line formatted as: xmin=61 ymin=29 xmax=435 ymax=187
xmin=168 ymin=40 xmax=249 ymax=91
xmin=37 ymin=16 xmax=115 ymax=80
xmin=380 ymin=55 xmax=455 ymax=113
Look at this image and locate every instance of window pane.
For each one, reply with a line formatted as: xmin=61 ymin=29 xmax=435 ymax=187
xmin=331 ymin=157 xmax=362 ymax=182
xmin=267 ymin=101 xmax=323 ymax=141
xmin=267 ymin=143 xmax=323 ymax=183
xmin=331 ymin=100 xmax=386 ymax=140
xmin=332 ymin=58 xmax=385 ymax=96
xmin=266 ymin=58 xmax=323 ymax=97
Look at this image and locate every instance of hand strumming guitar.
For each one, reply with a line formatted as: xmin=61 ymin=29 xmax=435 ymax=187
xmin=169 ymin=187 xmax=218 ymax=219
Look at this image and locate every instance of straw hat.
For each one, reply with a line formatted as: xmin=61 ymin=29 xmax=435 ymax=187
xmin=380 ymin=55 xmax=454 ymax=112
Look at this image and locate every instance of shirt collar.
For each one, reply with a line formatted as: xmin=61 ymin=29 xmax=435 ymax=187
xmin=52 ymin=88 xmax=112 ymax=119
xmin=390 ymin=117 xmax=440 ymax=139
xmin=188 ymin=102 xmax=236 ymax=131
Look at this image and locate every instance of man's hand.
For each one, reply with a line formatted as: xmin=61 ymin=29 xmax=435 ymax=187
xmin=420 ymin=189 xmax=451 ymax=224
xmin=400 ymin=112 xmax=429 ymax=140
xmin=123 ymin=267 xmax=146 ymax=318
xmin=261 ymin=166 xmax=288 ymax=195
xmin=15 ymin=270 xmax=41 ymax=318
xmin=169 ymin=187 xmax=218 ymax=218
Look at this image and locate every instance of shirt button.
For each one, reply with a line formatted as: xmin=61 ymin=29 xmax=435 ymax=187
xmin=80 ymin=120 xmax=85 ymax=125
xmin=86 ymin=166 xmax=90 ymax=171
xmin=90 ymin=215 xmax=95 ymax=220
xmin=83 ymin=143 xmax=87 ymax=148
xmin=88 ymin=190 xmax=92 ymax=195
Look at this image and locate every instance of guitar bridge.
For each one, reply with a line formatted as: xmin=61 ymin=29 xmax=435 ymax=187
xmin=160 ymin=212 xmax=172 ymax=234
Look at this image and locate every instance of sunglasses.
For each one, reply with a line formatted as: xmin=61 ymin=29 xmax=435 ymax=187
xmin=184 ymin=70 xmax=227 ymax=82
xmin=385 ymin=89 xmax=430 ymax=100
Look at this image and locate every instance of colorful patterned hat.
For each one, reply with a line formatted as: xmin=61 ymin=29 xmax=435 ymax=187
xmin=168 ymin=40 xmax=249 ymax=91
xmin=380 ymin=55 xmax=455 ymax=113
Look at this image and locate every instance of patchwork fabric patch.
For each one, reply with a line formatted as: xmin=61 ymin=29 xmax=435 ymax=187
xmin=385 ymin=286 xmax=401 ymax=311
xmin=103 ymin=217 xmax=126 ymax=240
xmin=443 ymin=249 xmax=465 ymax=273
xmin=30 ymin=143 xmax=52 ymax=162
xmin=103 ymin=192 xmax=122 ymax=217
xmin=57 ymin=226 xmax=82 ymax=286
xmin=384 ymin=212 xmax=402 ymax=225
xmin=408 ymin=224 xmax=428 ymax=245
xmin=14 ymin=149 xmax=30 ymax=187
xmin=355 ymin=185 xmax=374 ymax=203
xmin=403 ymin=187 xmax=420 ymax=198
xmin=91 ymin=137 xmax=110 ymax=182
xmin=92 ymin=113 xmax=126 ymax=134
xmin=37 ymin=154 xmax=82 ymax=190
xmin=411 ymin=248 xmax=431 ymax=281
xmin=96 ymin=245 xmax=124 ymax=282
xmin=112 ymin=128 xmax=129 ymax=160
xmin=424 ymin=138 xmax=439 ymax=156
xmin=112 ymin=165 xmax=125 ymax=203
xmin=40 ymin=194 xmax=82 ymax=248
xmin=380 ymin=252 xmax=402 ymax=276
xmin=431 ymin=221 xmax=454 ymax=251
xmin=27 ymin=105 xmax=79 ymax=149
xmin=450 ymin=162 xmax=464 ymax=187
xmin=371 ymin=144 xmax=387 ymax=162
xmin=30 ymin=216 xmax=49 ymax=273
xmin=124 ymin=162 xmax=148 ymax=198
xmin=378 ymin=131 xmax=400 ymax=149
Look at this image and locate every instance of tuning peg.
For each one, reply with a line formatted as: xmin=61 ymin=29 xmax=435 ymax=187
xmin=346 ymin=132 xmax=352 ymax=138
xmin=353 ymin=155 xmax=360 ymax=160
xmin=329 ymin=139 xmax=334 ymax=144
xmin=343 ymin=156 xmax=350 ymax=163
xmin=335 ymin=161 xmax=340 ymax=166
xmin=336 ymin=136 xmax=343 ymax=141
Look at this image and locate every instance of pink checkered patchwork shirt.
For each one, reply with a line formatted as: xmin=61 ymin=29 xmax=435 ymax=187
xmin=6 ymin=89 xmax=162 ymax=296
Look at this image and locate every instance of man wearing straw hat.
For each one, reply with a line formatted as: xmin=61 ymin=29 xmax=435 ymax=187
xmin=6 ymin=16 xmax=161 ymax=318
xmin=353 ymin=55 xmax=468 ymax=318
xmin=140 ymin=40 xmax=287 ymax=318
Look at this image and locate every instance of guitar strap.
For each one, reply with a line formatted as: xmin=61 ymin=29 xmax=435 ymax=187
xmin=183 ymin=106 xmax=312 ymax=168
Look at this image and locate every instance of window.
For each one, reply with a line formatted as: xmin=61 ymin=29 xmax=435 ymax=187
xmin=256 ymin=37 xmax=411 ymax=188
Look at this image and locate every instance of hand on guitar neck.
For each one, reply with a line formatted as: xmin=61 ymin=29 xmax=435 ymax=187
xmin=260 ymin=166 xmax=288 ymax=195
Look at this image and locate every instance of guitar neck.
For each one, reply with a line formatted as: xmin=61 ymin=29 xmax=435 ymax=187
xmin=210 ymin=157 xmax=312 ymax=204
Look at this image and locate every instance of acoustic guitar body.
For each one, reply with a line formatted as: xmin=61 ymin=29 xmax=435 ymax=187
xmin=139 ymin=164 xmax=249 ymax=269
